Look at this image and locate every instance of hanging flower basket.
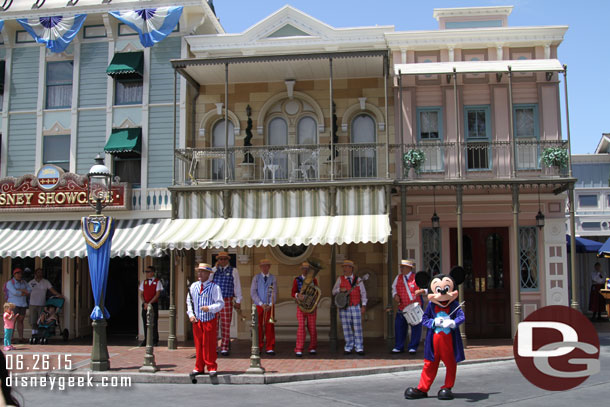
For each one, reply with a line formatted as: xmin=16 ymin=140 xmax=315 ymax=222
xmin=540 ymin=147 xmax=568 ymax=169
xmin=403 ymin=149 xmax=425 ymax=175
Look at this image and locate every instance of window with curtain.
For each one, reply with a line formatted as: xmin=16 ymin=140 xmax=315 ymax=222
xmin=46 ymin=61 xmax=73 ymax=109
xmin=114 ymin=157 xmax=141 ymax=187
xmin=422 ymin=228 xmax=441 ymax=276
xmin=519 ymin=227 xmax=538 ymax=290
xmin=464 ymin=106 xmax=490 ymax=170
xmin=43 ymin=134 xmax=70 ymax=171
xmin=115 ymin=79 xmax=143 ymax=105
xmin=514 ymin=104 xmax=539 ymax=170
xmin=296 ymin=116 xmax=318 ymax=180
xmin=351 ymin=113 xmax=376 ymax=178
xmin=417 ymin=108 xmax=444 ymax=172
xmin=267 ymin=117 xmax=288 ymax=180
xmin=211 ymin=119 xmax=235 ymax=180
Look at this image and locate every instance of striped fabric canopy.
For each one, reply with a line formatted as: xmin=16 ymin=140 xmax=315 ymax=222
xmin=0 ymin=218 xmax=169 ymax=258
xmin=150 ymin=214 xmax=391 ymax=250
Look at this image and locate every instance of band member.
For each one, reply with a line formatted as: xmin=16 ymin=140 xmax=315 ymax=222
xmin=212 ymin=251 xmax=243 ymax=356
xmin=589 ymin=262 xmax=606 ymax=321
xmin=250 ymin=259 xmax=278 ymax=355
xmin=332 ymin=259 xmax=367 ymax=355
xmin=187 ymin=263 xmax=224 ymax=377
xmin=292 ymin=262 xmax=318 ymax=357
xmin=392 ymin=259 xmax=426 ymax=354
xmin=405 ymin=267 xmax=466 ymax=401
xmin=139 ymin=266 xmax=162 ymax=346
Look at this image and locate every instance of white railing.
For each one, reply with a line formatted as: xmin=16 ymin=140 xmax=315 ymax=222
xmin=131 ymin=188 xmax=171 ymax=211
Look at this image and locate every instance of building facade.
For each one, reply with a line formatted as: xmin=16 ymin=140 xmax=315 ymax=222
xmin=0 ymin=0 xmax=220 ymax=341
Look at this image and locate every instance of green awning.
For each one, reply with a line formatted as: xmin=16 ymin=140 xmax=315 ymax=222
xmin=106 ymin=52 xmax=143 ymax=79
xmin=104 ymin=128 xmax=142 ymax=155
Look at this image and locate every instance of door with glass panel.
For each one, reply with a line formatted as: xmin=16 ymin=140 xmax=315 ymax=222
xmin=450 ymin=227 xmax=511 ymax=338
xmin=351 ymin=114 xmax=376 ymax=178
xmin=514 ymin=105 xmax=539 ymax=169
xmin=211 ymin=120 xmax=235 ymax=180
xmin=296 ymin=116 xmax=318 ymax=180
xmin=418 ymin=108 xmax=443 ymax=172
xmin=266 ymin=117 xmax=288 ymax=180
xmin=465 ymin=107 xmax=491 ymax=171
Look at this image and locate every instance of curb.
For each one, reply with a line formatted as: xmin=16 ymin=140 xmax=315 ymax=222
xmin=13 ymin=356 xmax=515 ymax=385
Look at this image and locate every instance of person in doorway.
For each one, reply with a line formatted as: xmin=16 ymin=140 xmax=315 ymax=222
xmin=589 ymin=262 xmax=606 ymax=321
xmin=3 ymin=303 xmax=16 ymax=351
xmin=139 ymin=266 xmax=163 ymax=346
xmin=187 ymin=263 xmax=224 ymax=377
xmin=332 ymin=260 xmax=367 ymax=355
xmin=28 ymin=268 xmax=63 ymax=342
xmin=392 ymin=259 xmax=426 ymax=354
xmin=250 ymin=259 xmax=278 ymax=355
xmin=5 ymin=269 xmax=31 ymax=344
xmin=212 ymin=251 xmax=243 ymax=356
xmin=292 ymin=262 xmax=319 ymax=357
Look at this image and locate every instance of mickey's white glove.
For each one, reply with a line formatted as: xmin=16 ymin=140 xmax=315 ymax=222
xmin=434 ymin=317 xmax=444 ymax=327
xmin=441 ymin=319 xmax=456 ymax=329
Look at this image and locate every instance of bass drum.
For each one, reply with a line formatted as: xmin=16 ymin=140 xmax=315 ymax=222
xmin=402 ymin=302 xmax=423 ymax=326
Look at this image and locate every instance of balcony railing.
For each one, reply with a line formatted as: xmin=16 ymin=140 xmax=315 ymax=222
xmin=174 ymin=140 xmax=568 ymax=185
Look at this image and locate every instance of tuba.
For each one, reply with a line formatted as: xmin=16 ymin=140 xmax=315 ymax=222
xmin=296 ymin=258 xmax=323 ymax=314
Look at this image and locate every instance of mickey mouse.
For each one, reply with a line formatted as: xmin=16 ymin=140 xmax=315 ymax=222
xmin=404 ymin=266 xmax=465 ymax=401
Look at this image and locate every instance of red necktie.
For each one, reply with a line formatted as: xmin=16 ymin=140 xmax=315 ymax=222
xmin=199 ymin=283 xmax=204 ymax=294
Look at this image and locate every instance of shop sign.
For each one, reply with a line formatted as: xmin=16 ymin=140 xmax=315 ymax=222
xmin=0 ymin=165 xmax=129 ymax=212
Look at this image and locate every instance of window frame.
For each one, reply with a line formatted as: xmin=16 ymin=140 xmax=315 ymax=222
xmin=416 ymin=107 xmax=443 ymax=141
xmin=211 ymin=119 xmax=235 ymax=181
xmin=113 ymin=156 xmax=142 ymax=188
xmin=463 ymin=105 xmax=491 ymax=171
xmin=350 ymin=113 xmax=377 ymax=178
xmin=42 ymin=134 xmax=71 ymax=172
xmin=578 ymin=194 xmax=599 ymax=208
xmin=45 ymin=60 xmax=74 ymax=110
xmin=114 ymin=77 xmax=143 ymax=106
xmin=519 ymin=226 xmax=539 ymax=291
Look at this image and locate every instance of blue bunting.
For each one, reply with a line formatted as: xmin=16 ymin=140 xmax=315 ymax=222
xmin=17 ymin=14 xmax=86 ymax=53
xmin=109 ymin=6 xmax=183 ymax=48
xmin=82 ymin=216 xmax=114 ymax=321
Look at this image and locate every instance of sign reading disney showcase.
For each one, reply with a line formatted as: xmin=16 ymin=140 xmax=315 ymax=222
xmin=0 ymin=165 xmax=128 ymax=211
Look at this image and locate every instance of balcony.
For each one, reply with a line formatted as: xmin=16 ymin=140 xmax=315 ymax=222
xmin=174 ymin=139 xmax=568 ymax=185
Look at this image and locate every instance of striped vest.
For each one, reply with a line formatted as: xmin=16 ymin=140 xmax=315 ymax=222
xmin=193 ymin=282 xmax=217 ymax=322
xmin=213 ymin=266 xmax=235 ymax=298
xmin=396 ymin=274 xmax=420 ymax=310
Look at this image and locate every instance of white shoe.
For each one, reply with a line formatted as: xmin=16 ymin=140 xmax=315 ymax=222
xmin=408 ymin=348 xmax=417 ymax=354
xmin=295 ymin=352 xmax=303 ymax=357
xmin=391 ymin=348 xmax=402 ymax=353
xmin=208 ymin=371 xmax=217 ymax=377
xmin=309 ymin=349 xmax=317 ymax=355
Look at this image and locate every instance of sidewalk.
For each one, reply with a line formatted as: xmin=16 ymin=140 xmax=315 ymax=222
xmin=8 ymin=335 xmax=515 ymax=384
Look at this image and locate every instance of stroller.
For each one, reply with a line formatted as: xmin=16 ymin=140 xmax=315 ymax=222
xmin=30 ymin=297 xmax=69 ymax=344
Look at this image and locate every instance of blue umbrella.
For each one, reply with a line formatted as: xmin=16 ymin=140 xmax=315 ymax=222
xmin=598 ymin=236 xmax=610 ymax=258
xmin=566 ymin=235 xmax=603 ymax=254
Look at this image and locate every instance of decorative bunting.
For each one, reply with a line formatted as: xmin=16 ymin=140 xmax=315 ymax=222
xmin=0 ymin=21 xmax=4 ymax=34
xmin=109 ymin=6 xmax=183 ymax=48
xmin=17 ymin=14 xmax=87 ymax=53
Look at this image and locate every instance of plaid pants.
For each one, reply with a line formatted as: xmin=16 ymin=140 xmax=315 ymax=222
xmin=295 ymin=308 xmax=317 ymax=353
xmin=218 ymin=297 xmax=233 ymax=351
xmin=339 ymin=305 xmax=363 ymax=351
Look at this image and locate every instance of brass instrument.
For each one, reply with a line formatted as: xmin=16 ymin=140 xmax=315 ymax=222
xmin=232 ymin=299 xmax=247 ymax=322
xmin=264 ymin=281 xmax=276 ymax=324
xmin=296 ymin=259 xmax=323 ymax=313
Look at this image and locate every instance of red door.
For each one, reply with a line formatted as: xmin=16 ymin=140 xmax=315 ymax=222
xmin=450 ymin=228 xmax=511 ymax=338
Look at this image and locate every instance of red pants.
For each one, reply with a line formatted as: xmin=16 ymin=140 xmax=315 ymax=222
xmin=417 ymin=332 xmax=457 ymax=392
xmin=192 ymin=318 xmax=218 ymax=372
xmin=256 ymin=305 xmax=275 ymax=351
xmin=295 ymin=308 xmax=317 ymax=353
xmin=218 ymin=297 xmax=233 ymax=351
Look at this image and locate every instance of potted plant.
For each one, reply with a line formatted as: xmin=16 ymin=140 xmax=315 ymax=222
xmin=540 ymin=147 xmax=568 ymax=175
xmin=403 ymin=149 xmax=425 ymax=177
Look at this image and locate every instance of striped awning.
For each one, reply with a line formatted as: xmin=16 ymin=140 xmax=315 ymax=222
xmin=150 ymin=214 xmax=391 ymax=250
xmin=0 ymin=218 xmax=170 ymax=258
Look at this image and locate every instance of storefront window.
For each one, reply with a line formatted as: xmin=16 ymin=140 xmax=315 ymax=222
xmin=153 ymin=255 xmax=170 ymax=310
xmin=11 ymin=258 xmax=35 ymax=282
xmin=42 ymin=258 xmax=63 ymax=296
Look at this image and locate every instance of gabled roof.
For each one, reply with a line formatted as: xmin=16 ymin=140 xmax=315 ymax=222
xmin=595 ymin=134 xmax=610 ymax=154
xmin=186 ymin=5 xmax=392 ymax=58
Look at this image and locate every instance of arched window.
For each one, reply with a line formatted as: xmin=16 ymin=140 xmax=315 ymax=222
xmin=266 ymin=117 xmax=288 ymax=180
xmin=296 ymin=116 xmax=318 ymax=180
xmin=351 ymin=113 xmax=376 ymax=177
xmin=212 ymin=119 xmax=235 ymax=180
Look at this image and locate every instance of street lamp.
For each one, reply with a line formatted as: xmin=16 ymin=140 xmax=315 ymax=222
xmin=431 ymin=186 xmax=440 ymax=230
xmin=536 ymin=184 xmax=545 ymax=230
xmin=84 ymin=154 xmax=114 ymax=371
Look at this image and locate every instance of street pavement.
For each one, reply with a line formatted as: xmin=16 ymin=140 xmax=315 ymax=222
xmin=15 ymin=332 xmax=610 ymax=407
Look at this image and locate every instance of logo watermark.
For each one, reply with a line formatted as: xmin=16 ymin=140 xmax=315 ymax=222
xmin=513 ymin=305 xmax=600 ymax=391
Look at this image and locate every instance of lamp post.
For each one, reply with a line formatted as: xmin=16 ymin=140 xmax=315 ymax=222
xmin=85 ymin=154 xmax=113 ymax=371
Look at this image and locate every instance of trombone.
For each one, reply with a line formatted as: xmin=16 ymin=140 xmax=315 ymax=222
xmin=264 ymin=282 xmax=276 ymax=324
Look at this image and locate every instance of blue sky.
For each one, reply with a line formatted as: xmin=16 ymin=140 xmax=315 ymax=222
xmin=212 ymin=0 xmax=609 ymax=155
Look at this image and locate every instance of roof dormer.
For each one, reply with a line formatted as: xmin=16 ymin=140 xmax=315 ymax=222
xmin=433 ymin=6 xmax=513 ymax=30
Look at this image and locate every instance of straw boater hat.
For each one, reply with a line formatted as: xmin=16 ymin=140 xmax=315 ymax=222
xmin=400 ymin=259 xmax=415 ymax=269
xmin=217 ymin=251 xmax=229 ymax=259
xmin=259 ymin=258 xmax=272 ymax=266
xmin=342 ymin=260 xmax=354 ymax=268
xmin=301 ymin=262 xmax=310 ymax=269
xmin=196 ymin=263 xmax=214 ymax=273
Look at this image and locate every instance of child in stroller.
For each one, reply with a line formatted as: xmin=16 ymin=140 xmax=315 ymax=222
xmin=31 ymin=297 xmax=68 ymax=344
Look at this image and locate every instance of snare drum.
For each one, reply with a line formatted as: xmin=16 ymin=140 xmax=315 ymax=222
xmin=402 ymin=302 xmax=423 ymax=326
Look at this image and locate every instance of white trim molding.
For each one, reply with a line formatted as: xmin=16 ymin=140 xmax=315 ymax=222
xmin=256 ymin=91 xmax=325 ymax=135
xmin=341 ymin=102 xmax=385 ymax=133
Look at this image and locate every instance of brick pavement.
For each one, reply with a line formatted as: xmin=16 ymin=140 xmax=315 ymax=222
xmin=6 ymin=336 xmax=514 ymax=376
